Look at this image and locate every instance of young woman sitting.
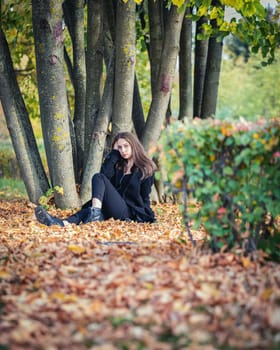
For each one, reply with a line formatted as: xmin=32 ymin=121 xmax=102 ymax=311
xmin=35 ymin=131 xmax=157 ymax=226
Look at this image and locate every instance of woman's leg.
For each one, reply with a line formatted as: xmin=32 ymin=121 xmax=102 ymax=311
xmin=91 ymin=173 xmax=132 ymax=220
xmin=35 ymin=173 xmax=132 ymax=226
xmin=35 ymin=206 xmax=65 ymax=226
xmin=65 ymin=207 xmax=92 ymax=225
xmin=35 ymin=206 xmax=92 ymax=226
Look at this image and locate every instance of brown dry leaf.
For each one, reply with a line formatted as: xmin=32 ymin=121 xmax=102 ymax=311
xmin=0 ymin=199 xmax=280 ymax=349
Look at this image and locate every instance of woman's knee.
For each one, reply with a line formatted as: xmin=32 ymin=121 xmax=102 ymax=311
xmin=92 ymin=172 xmax=106 ymax=184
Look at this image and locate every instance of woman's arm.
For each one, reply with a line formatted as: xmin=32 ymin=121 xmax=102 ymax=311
xmin=100 ymin=149 xmax=121 ymax=180
xmin=140 ymin=175 xmax=154 ymax=206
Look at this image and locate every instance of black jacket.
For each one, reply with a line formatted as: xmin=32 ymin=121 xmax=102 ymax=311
xmin=101 ymin=150 xmax=155 ymax=223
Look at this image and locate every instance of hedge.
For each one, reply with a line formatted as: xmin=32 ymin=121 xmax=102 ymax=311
xmin=157 ymin=118 xmax=280 ymax=260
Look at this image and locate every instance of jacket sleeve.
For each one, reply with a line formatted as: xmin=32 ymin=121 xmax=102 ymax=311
xmin=140 ymin=175 xmax=154 ymax=207
xmin=100 ymin=150 xmax=121 ymax=180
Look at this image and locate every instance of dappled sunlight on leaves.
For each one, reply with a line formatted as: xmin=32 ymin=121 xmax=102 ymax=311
xmin=0 ymin=200 xmax=279 ymax=349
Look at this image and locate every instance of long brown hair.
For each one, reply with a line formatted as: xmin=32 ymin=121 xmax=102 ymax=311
xmin=112 ymin=132 xmax=157 ymax=179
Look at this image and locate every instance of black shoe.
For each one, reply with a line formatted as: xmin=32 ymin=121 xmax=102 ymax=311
xmin=83 ymin=207 xmax=104 ymax=224
xmin=35 ymin=206 xmax=64 ymax=227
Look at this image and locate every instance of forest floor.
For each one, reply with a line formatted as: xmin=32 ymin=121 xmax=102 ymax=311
xmin=0 ymin=199 xmax=280 ymax=350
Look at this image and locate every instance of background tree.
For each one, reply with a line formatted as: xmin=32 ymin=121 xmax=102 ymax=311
xmin=193 ymin=15 xmax=208 ymax=118
xmin=0 ymin=26 xmax=49 ymax=202
xmin=200 ymin=0 xmax=224 ymax=118
xmin=179 ymin=6 xmax=193 ymax=120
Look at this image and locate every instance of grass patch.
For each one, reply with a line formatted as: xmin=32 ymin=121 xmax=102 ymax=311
xmin=0 ymin=177 xmax=27 ymax=200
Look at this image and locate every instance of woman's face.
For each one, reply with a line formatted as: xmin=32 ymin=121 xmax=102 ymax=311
xmin=114 ymin=138 xmax=133 ymax=160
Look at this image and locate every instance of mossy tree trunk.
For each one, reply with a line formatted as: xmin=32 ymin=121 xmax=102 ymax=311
xmin=84 ymin=0 xmax=104 ymax=161
xmin=32 ymin=0 xmax=80 ymax=208
xmin=111 ymin=0 xmax=136 ymax=139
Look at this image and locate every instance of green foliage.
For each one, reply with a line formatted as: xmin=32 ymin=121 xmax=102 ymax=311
xmin=218 ymin=51 xmax=280 ymax=120
xmin=157 ymin=118 xmax=280 ymax=259
xmin=132 ymin=0 xmax=280 ymax=64
xmin=38 ymin=186 xmax=64 ymax=209
xmin=234 ymin=11 xmax=280 ymax=66
xmin=0 ymin=177 xmax=27 ymax=200
xmin=186 ymin=0 xmax=280 ymax=64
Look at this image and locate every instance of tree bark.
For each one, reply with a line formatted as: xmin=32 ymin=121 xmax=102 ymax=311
xmin=142 ymin=4 xmax=186 ymax=150
xmin=32 ymin=0 xmax=80 ymax=208
xmin=84 ymin=0 xmax=104 ymax=161
xmin=148 ymin=0 xmax=164 ymax=98
xmin=132 ymin=74 xmax=145 ymax=139
xmin=179 ymin=7 xmax=193 ymax=120
xmin=63 ymin=0 xmax=86 ymax=178
xmin=80 ymin=1 xmax=115 ymax=202
xmin=193 ymin=16 xmax=208 ymax=118
xmin=0 ymin=27 xmax=50 ymax=203
xmin=80 ymin=55 xmax=114 ymax=203
xmin=64 ymin=0 xmax=86 ymax=170
xmin=111 ymin=0 xmax=136 ymax=137
xmin=200 ymin=37 xmax=223 ymax=118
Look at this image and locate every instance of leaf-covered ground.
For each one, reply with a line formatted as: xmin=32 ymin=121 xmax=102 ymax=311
xmin=0 ymin=200 xmax=279 ymax=350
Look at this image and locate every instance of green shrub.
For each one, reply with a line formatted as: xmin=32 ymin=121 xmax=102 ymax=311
xmin=157 ymin=118 xmax=280 ymax=260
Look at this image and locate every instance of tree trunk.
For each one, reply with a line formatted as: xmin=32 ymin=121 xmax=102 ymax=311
xmin=80 ymin=2 xmax=116 ymax=203
xmin=0 ymin=27 xmax=50 ymax=203
xmin=111 ymin=0 xmax=136 ymax=137
xmin=200 ymin=37 xmax=223 ymax=118
xmin=201 ymin=2 xmax=224 ymax=119
xmin=32 ymin=0 xmax=80 ymax=208
xmin=80 ymin=55 xmax=114 ymax=203
xmin=142 ymin=4 xmax=186 ymax=150
xmin=148 ymin=0 xmax=164 ymax=98
xmin=84 ymin=0 xmax=104 ymax=161
xmin=132 ymin=75 xmax=145 ymax=139
xmin=179 ymin=7 xmax=193 ymax=120
xmin=63 ymin=0 xmax=86 ymax=178
xmin=193 ymin=16 xmax=208 ymax=118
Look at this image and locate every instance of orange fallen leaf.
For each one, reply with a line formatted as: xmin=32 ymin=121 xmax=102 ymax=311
xmin=241 ymin=256 xmax=251 ymax=268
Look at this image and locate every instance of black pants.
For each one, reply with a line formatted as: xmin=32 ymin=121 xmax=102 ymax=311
xmin=66 ymin=173 xmax=132 ymax=225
